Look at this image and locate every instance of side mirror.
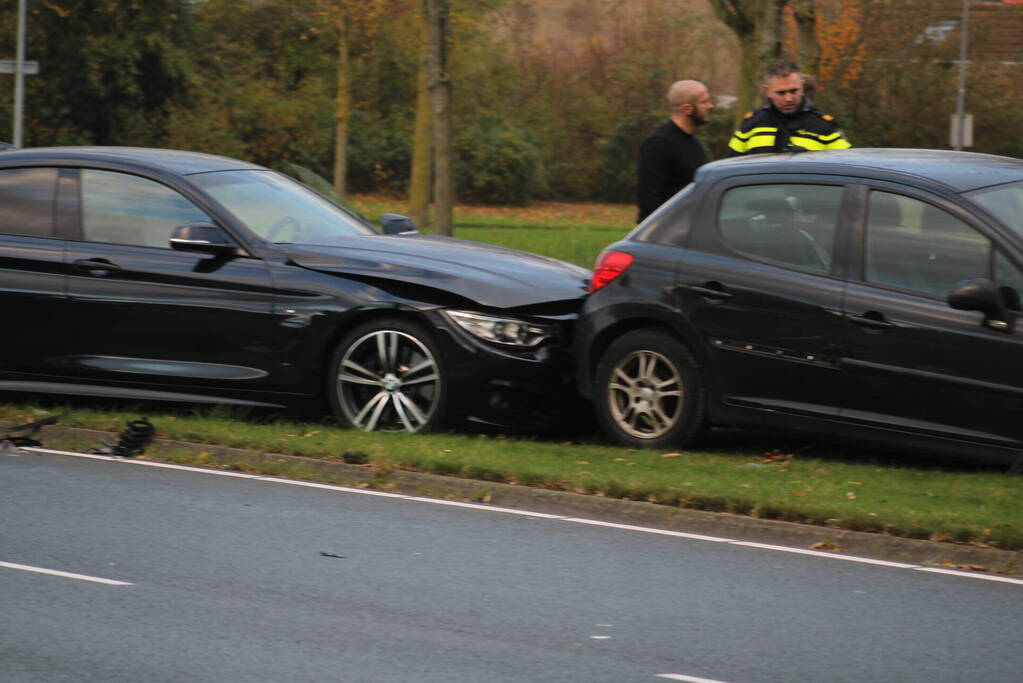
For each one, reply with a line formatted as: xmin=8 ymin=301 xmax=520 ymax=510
xmin=380 ymin=213 xmax=418 ymax=235
xmin=947 ymin=277 xmax=1013 ymax=331
xmin=170 ymin=222 xmax=239 ymax=255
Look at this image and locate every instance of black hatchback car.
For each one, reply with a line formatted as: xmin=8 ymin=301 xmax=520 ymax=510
xmin=0 ymin=146 xmax=589 ymax=433
xmin=576 ymin=149 xmax=1023 ymax=464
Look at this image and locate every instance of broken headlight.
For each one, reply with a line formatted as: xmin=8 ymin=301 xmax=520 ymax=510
xmin=444 ymin=310 xmax=552 ymax=348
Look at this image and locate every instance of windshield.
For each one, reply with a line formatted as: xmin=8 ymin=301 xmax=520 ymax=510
xmin=967 ymin=180 xmax=1023 ymax=238
xmin=190 ymin=169 xmax=376 ymax=243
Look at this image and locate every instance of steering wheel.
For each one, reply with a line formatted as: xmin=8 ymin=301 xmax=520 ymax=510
xmin=266 ymin=215 xmax=302 ymax=243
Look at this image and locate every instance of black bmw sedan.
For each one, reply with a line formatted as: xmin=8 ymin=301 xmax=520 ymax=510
xmin=576 ymin=149 xmax=1023 ymax=465
xmin=0 ymin=147 xmax=589 ymax=433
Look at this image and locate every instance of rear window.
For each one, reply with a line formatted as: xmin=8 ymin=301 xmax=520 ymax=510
xmin=0 ymin=167 xmax=57 ymax=237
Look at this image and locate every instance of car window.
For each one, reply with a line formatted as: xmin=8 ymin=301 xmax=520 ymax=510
xmin=865 ymin=191 xmax=991 ymax=297
xmin=994 ymin=251 xmax=1023 ymax=307
xmin=633 ymin=183 xmax=699 ymax=246
xmin=717 ymin=183 xmax=842 ymax=273
xmin=967 ymin=180 xmax=1023 ymax=238
xmin=0 ymin=167 xmax=58 ymax=237
xmin=190 ymin=170 xmax=376 ymax=243
xmin=80 ymin=169 xmax=211 ymax=248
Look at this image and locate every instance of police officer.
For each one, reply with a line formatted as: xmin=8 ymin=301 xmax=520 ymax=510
xmin=727 ymin=61 xmax=850 ymax=156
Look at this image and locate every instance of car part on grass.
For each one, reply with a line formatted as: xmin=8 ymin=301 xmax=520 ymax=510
xmin=342 ymin=450 xmax=369 ymax=464
xmin=84 ymin=417 xmax=156 ymax=457
xmin=1 ymin=412 xmax=63 ymax=447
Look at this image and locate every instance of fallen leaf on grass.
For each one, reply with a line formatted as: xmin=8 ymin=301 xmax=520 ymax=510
xmin=940 ymin=562 xmax=990 ymax=572
xmin=660 ymin=453 xmax=683 ymax=458
xmin=845 ymin=492 xmax=858 ymax=500
xmin=811 ymin=541 xmax=844 ymax=552
xmin=757 ymin=449 xmax=795 ymax=469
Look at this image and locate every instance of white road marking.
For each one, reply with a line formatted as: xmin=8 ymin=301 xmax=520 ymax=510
xmin=655 ymin=674 xmax=732 ymax=683
xmin=912 ymin=566 xmax=1023 ymax=585
xmin=404 ymin=496 xmax=565 ymax=518
xmin=563 ymin=518 xmax=731 ymax=543
xmin=0 ymin=560 xmax=132 ymax=586
xmin=728 ymin=541 xmax=917 ymax=568
xmin=20 ymin=446 xmax=1023 ymax=587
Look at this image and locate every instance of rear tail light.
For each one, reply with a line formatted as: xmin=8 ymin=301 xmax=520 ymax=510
xmin=589 ymin=249 xmax=634 ymax=292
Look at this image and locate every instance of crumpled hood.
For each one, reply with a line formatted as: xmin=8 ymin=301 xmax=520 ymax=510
xmin=281 ymin=233 xmax=591 ymax=309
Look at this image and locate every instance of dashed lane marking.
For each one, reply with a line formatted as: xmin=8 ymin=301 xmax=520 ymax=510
xmin=0 ymin=560 xmax=132 ymax=586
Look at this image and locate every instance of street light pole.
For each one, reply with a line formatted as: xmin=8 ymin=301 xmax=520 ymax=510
xmin=13 ymin=0 xmax=26 ymax=147
xmin=953 ymin=0 xmax=970 ymax=151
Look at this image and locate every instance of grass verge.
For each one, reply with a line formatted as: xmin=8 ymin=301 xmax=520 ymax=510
xmin=5 ymin=402 xmax=1021 ymax=552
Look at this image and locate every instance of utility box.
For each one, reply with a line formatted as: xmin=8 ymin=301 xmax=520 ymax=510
xmin=950 ymin=113 xmax=974 ymax=148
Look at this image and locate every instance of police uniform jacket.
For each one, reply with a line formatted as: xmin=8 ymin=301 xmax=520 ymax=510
xmin=726 ymin=99 xmax=850 ymax=156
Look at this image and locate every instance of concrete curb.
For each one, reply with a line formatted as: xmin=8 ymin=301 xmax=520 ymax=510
xmin=20 ymin=424 xmax=1023 ymax=576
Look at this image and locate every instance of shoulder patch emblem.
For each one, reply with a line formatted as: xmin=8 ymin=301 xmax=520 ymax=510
xmin=744 ymin=111 xmax=753 ymax=119
xmin=822 ymin=114 xmax=834 ymax=121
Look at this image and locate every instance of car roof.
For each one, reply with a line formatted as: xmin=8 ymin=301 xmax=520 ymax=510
xmin=0 ymin=146 xmax=265 ymax=175
xmin=699 ymin=148 xmax=1023 ymax=193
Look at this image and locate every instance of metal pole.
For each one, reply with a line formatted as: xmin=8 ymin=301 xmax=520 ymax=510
xmin=953 ymin=0 xmax=970 ymax=151
xmin=13 ymin=0 xmax=26 ymax=147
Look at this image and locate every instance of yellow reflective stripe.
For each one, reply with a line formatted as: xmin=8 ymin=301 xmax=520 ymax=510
xmin=789 ymin=135 xmax=852 ymax=151
xmin=816 ymin=131 xmax=845 ymax=142
xmin=744 ymin=134 xmax=776 ymax=150
xmin=789 ymin=136 xmax=829 ymax=151
xmin=733 ymin=126 xmax=777 ymax=141
xmin=729 ymin=132 xmax=777 ymax=153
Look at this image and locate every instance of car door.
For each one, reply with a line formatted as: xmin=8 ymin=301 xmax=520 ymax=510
xmin=678 ymin=179 xmax=850 ymax=419
xmin=63 ymin=168 xmax=286 ymax=394
xmin=0 ymin=166 xmax=70 ymax=378
xmin=839 ymin=186 xmax=1023 ymax=450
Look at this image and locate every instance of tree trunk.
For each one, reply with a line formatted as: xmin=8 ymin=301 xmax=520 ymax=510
xmin=333 ymin=18 xmax=350 ymax=196
xmin=408 ymin=15 xmax=432 ymax=230
xmin=423 ymin=0 xmax=452 ymax=236
xmin=789 ymin=0 xmax=819 ymax=77
xmin=708 ymin=0 xmax=789 ymax=124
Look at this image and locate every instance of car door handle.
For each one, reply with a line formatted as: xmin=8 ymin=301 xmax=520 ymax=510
xmin=689 ymin=284 xmax=734 ymax=300
xmin=73 ymin=258 xmax=122 ymax=274
xmin=849 ymin=313 xmax=895 ymax=329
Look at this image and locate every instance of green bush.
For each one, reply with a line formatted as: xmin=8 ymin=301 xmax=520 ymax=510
xmin=347 ymin=110 xmax=412 ymax=195
xmin=454 ymin=122 xmax=548 ymax=205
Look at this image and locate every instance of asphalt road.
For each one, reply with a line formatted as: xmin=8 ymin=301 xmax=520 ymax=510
xmin=3 ymin=450 xmax=1022 ymax=683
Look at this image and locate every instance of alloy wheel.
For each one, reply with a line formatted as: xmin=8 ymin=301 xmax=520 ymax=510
xmin=606 ymin=349 xmax=684 ymax=440
xmin=336 ymin=329 xmax=441 ymax=432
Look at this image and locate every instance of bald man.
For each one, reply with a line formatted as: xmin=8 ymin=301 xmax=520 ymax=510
xmin=636 ymin=80 xmax=715 ymax=222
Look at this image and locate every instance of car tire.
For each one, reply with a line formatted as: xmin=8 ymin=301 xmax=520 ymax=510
xmin=329 ymin=318 xmax=448 ymax=433
xmin=593 ymin=329 xmax=707 ymax=449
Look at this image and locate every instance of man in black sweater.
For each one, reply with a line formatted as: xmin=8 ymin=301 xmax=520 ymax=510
xmin=636 ymin=80 xmax=715 ymax=222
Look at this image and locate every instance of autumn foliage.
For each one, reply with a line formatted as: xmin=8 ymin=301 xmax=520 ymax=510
xmin=0 ymin=0 xmax=1021 ymax=205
